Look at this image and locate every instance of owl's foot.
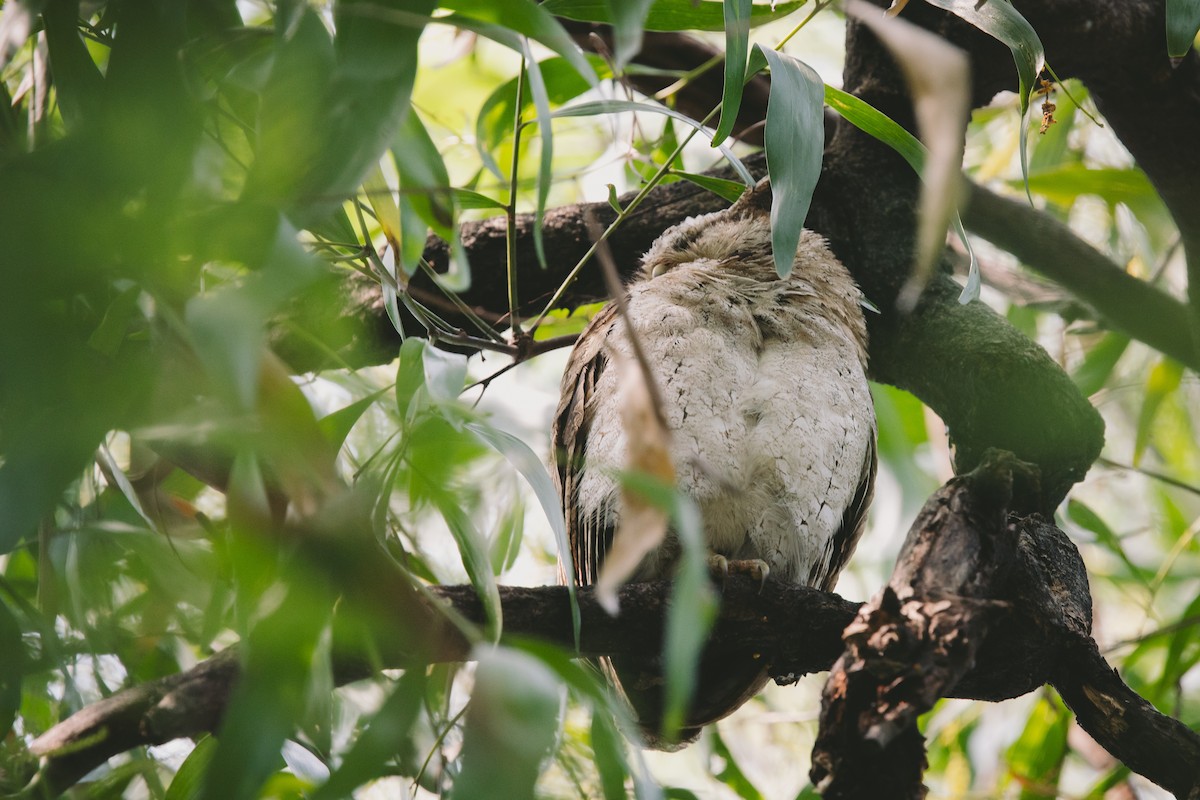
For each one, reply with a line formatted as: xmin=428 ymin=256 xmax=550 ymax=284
xmin=707 ymin=554 xmax=770 ymax=590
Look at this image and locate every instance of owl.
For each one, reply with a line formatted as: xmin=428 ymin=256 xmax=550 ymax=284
xmin=552 ymin=186 xmax=877 ymax=748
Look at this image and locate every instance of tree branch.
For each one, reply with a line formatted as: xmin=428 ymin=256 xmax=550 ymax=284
xmin=22 ymin=525 xmax=1199 ymax=799
xmin=962 ymin=183 xmax=1198 ymax=370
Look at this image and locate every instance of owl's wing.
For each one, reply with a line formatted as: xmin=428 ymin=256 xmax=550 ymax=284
xmin=811 ymin=431 xmax=878 ymax=592
xmin=551 ymin=303 xmax=620 ymax=587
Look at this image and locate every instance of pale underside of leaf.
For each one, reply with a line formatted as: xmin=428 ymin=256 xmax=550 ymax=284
xmin=758 ymin=45 xmax=825 ymax=278
xmin=594 ymin=352 xmax=675 ymax=615
xmin=847 ymin=1 xmax=970 ymax=310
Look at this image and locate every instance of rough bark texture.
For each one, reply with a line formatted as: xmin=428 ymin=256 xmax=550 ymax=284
xmin=24 ymin=527 xmax=1200 ymax=798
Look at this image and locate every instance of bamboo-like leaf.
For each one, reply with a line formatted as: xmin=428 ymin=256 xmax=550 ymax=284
xmin=475 ymin=56 xmax=601 ymax=180
xmin=824 ymin=85 xmax=978 ymax=301
xmin=164 ymin=737 xmax=218 ymax=800
xmin=467 ymin=422 xmax=581 ymax=647
xmin=542 ymin=0 xmax=807 ymax=32
xmin=523 ymin=42 xmax=554 ymax=268
xmin=1071 ymin=332 xmax=1131 ymax=398
xmin=0 ymin=598 xmax=21 ymax=739
xmin=310 ymin=671 xmax=426 ymax=800
xmin=453 ymin=188 xmax=508 ymax=210
xmin=1005 ymin=695 xmax=1069 ymax=800
xmin=41 ymin=1 xmax=103 ymax=128
xmin=606 ymin=0 xmax=654 ymax=68
xmin=712 ymin=0 xmax=751 ymax=146
xmin=846 ymin=1 xmax=970 ymax=309
xmin=918 ymin=0 xmax=1043 ymax=201
xmin=554 ymin=99 xmax=754 ymax=183
xmin=1134 ymin=358 xmax=1184 ymax=466
xmin=673 ymin=171 xmax=747 ymax=202
xmin=758 ymin=46 xmax=825 ymax=278
xmin=453 ymin=646 xmax=563 ymax=799
xmin=661 ymin=493 xmax=717 ymax=742
xmin=392 ymin=109 xmax=454 ymax=241
xmin=442 ymin=0 xmax=596 ymax=85
xmin=1167 ymin=0 xmax=1200 ymax=59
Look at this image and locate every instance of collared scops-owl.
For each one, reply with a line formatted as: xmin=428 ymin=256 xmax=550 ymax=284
xmin=552 ymin=186 xmax=877 ymax=748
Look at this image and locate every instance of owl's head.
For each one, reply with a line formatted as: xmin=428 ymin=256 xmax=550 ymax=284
xmin=638 ymin=204 xmax=773 ymax=280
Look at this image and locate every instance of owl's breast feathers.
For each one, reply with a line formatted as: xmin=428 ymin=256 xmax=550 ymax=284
xmin=551 ymin=204 xmax=877 ymax=744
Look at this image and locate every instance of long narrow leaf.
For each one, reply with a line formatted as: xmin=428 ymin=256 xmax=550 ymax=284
xmin=467 ymin=422 xmax=581 ymax=649
xmin=542 ymin=0 xmax=807 ymax=33
xmin=846 ymin=1 xmax=970 ymax=308
xmin=442 ymin=0 xmax=596 ymax=85
xmin=661 ymin=494 xmax=717 ymax=740
xmin=606 ymin=0 xmax=654 ymax=68
xmin=919 ymin=0 xmax=1043 ymax=202
xmin=712 ymin=0 xmax=751 ymax=146
xmin=1167 ymin=0 xmax=1200 ymax=59
xmin=523 ymin=42 xmax=554 ymax=268
xmin=758 ymin=46 xmax=825 ymax=278
xmin=824 ymin=85 xmax=978 ymax=301
xmin=553 ymin=99 xmax=754 ymax=184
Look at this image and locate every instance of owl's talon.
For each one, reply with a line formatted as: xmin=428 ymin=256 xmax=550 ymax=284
xmin=707 ymin=556 xmax=769 ymax=590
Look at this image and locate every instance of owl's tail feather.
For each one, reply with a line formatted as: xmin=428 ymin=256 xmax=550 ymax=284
xmin=601 ymin=648 xmax=770 ymax=751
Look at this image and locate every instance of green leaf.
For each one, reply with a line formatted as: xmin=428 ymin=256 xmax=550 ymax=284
xmin=661 ymin=493 xmax=718 ymax=741
xmin=467 ymin=422 xmax=580 ymax=646
xmin=1071 ymin=332 xmax=1131 ymax=398
xmin=1134 ymin=358 xmax=1184 ymax=465
xmin=475 ymin=56 xmax=600 ymax=180
xmin=452 ymin=646 xmax=563 ymax=800
xmin=201 ymin=584 xmax=331 ymax=800
xmin=592 ymin=709 xmax=630 ymax=800
xmin=824 ymin=84 xmax=978 ymax=300
xmin=242 ymin=8 xmax=337 ymax=209
xmin=758 ymin=46 xmax=825 ymax=278
xmin=422 ymin=343 xmax=469 ymax=402
xmin=606 ymin=0 xmax=654 ymax=68
xmin=542 ymin=0 xmax=808 ymax=32
xmin=1005 ymin=694 xmax=1069 ymax=799
xmin=437 ymin=493 xmax=503 ymax=637
xmin=164 ymin=736 xmax=218 ymax=800
xmin=712 ymin=0 xmax=751 ymax=146
xmin=0 ymin=599 xmax=22 ymax=738
xmin=41 ymin=0 xmax=104 ymax=129
xmin=919 ymin=0 xmax=1044 ymax=200
xmin=921 ymin=0 xmax=1043 ymax=112
xmin=1167 ymin=0 xmax=1200 ymax=58
xmin=523 ymin=43 xmax=554 ymax=269
xmin=453 ymin=188 xmax=508 ymax=210
xmin=710 ymin=727 xmax=765 ymax=800
xmin=673 ymin=171 xmax=747 ymax=203
xmin=185 ymin=217 xmax=324 ymax=409
xmin=396 ymin=338 xmax=428 ymax=420
xmin=1153 ymin=591 xmax=1200 ymax=704
xmin=824 ymin=84 xmax=924 ymax=171
xmin=87 ymin=284 xmax=143 ymax=358
xmin=553 ymin=99 xmax=754 ymax=184
xmin=442 ymin=0 xmax=597 ymax=85
xmin=315 ymin=0 xmax=432 ymax=218
xmin=317 ymin=389 xmax=387 ymax=453
xmin=310 ymin=671 xmax=426 ymax=800
xmin=489 ymin=498 xmax=526 ymax=575
xmin=392 ymin=108 xmax=454 ymax=241
xmin=1067 ymin=499 xmax=1151 ymax=586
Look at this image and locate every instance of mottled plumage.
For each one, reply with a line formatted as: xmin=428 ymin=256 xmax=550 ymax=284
xmin=552 ymin=189 xmax=877 ymax=747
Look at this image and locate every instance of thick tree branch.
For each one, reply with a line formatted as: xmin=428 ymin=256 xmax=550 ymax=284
xmin=23 ymin=530 xmax=1199 ymax=799
xmin=963 ymin=183 xmax=1199 ymax=370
